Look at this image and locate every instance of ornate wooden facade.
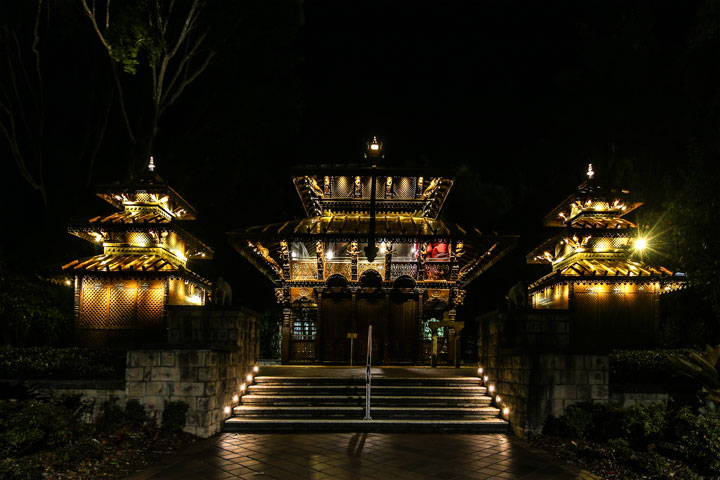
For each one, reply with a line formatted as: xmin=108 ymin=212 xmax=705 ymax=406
xmin=229 ymin=139 xmax=515 ymax=364
xmin=526 ymin=165 xmax=685 ymax=350
xmin=63 ymin=159 xmax=212 ymax=347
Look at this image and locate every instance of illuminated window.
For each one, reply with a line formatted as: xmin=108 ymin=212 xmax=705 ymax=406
xmin=291 ymin=302 xmax=317 ymax=340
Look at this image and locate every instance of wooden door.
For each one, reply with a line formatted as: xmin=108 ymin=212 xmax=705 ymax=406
xmin=388 ymin=296 xmax=418 ymax=363
xmin=356 ymin=296 xmax=387 ymax=364
xmin=320 ymin=295 xmax=351 ymax=363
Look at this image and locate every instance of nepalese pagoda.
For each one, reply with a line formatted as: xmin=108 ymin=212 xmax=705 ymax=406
xmin=525 ymin=165 xmax=685 ymax=349
xmin=62 ymin=158 xmax=213 ymax=347
xmin=228 ymin=138 xmax=516 ymax=365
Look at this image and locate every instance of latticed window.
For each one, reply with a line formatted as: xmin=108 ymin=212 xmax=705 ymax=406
xmin=422 ymin=318 xmax=444 ymax=341
xmin=291 ymin=302 xmax=317 ymax=340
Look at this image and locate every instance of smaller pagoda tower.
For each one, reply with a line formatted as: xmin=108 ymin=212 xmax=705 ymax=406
xmin=526 ymin=165 xmax=684 ymax=350
xmin=63 ymin=158 xmax=213 ymax=347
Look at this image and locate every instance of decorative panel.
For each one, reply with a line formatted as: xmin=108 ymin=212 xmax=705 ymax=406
xmin=136 ymin=281 xmax=165 ymax=327
xmin=331 ymin=176 xmax=354 ymax=198
xmin=390 ymin=262 xmax=417 ymax=280
xmin=424 ymin=263 xmax=450 ymax=281
xmin=107 ymin=282 xmax=136 ymax=327
xmin=291 ymin=260 xmax=318 ymax=280
xmin=79 ymin=279 xmax=109 ymax=328
xmin=325 ymin=261 xmax=351 ymax=280
xmin=291 ymin=341 xmax=316 ymax=361
xmin=358 ymin=261 xmax=385 ymax=279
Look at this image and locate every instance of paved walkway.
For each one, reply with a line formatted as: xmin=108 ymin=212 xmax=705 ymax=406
xmin=125 ymin=433 xmax=580 ymax=480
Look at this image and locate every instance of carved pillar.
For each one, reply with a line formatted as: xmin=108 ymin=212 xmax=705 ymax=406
xmin=418 ymin=242 xmax=427 ymax=281
xmin=350 ymin=241 xmax=358 ymax=281
xmin=384 ymin=242 xmax=392 ymax=281
xmin=316 ymin=241 xmax=324 ymax=280
xmin=415 ymin=176 xmax=424 ymax=199
xmin=276 ymin=288 xmax=292 ymax=364
xmin=280 ymin=240 xmax=291 ymax=280
xmin=450 ymin=241 xmax=463 ymax=282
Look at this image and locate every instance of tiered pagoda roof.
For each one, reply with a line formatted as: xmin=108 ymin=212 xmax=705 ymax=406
xmin=526 ymin=165 xmax=676 ymax=291
xmin=63 ymin=159 xmax=212 ymax=286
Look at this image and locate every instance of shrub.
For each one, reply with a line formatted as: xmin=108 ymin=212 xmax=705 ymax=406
xmin=0 ymin=400 xmax=87 ymax=459
xmin=611 ymin=348 xmax=697 ymax=385
xmin=0 ymin=458 xmax=43 ymax=480
xmin=0 ymin=346 xmax=125 ymax=380
xmin=547 ymin=401 xmax=624 ymax=441
xmin=621 ymin=402 xmax=667 ymax=450
xmin=161 ymin=401 xmax=189 ymax=432
xmin=95 ymin=397 xmax=127 ymax=434
xmin=672 ymin=406 xmax=720 ymax=475
xmin=124 ymin=399 xmax=147 ymax=427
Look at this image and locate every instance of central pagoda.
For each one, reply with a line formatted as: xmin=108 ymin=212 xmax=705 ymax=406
xmin=229 ymin=139 xmax=515 ymax=364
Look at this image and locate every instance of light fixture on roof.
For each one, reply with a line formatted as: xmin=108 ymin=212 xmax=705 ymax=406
xmin=634 ymin=238 xmax=647 ymax=251
xmin=367 ymin=136 xmax=383 ymax=156
xmin=148 ymin=156 xmax=155 ymax=172
xmin=587 ymin=163 xmax=594 ymax=179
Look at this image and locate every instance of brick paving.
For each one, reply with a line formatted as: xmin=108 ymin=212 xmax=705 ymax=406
xmin=125 ymin=433 xmax=580 ymax=480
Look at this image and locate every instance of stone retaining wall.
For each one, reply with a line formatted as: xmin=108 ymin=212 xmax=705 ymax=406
xmin=126 ymin=348 xmax=256 ymax=437
xmin=0 ymin=379 xmax=126 ymax=423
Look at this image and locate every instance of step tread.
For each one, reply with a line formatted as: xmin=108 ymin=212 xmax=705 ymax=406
xmin=233 ymin=406 xmax=499 ymax=412
xmin=241 ymin=395 xmax=490 ymax=400
xmin=225 ymin=418 xmax=507 ymax=425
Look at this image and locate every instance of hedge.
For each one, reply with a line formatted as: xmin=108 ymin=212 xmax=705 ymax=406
xmin=0 ymin=346 xmax=125 ymax=380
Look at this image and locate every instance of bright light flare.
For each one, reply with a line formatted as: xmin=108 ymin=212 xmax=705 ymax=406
xmin=246 ymin=374 xmax=253 ymax=382
xmin=253 ymin=365 xmax=259 ymax=373
xmin=634 ymin=238 xmax=647 ymax=251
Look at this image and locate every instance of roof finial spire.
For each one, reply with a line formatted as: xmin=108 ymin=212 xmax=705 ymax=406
xmin=148 ymin=156 xmax=155 ymax=172
xmin=586 ymin=163 xmax=594 ymax=179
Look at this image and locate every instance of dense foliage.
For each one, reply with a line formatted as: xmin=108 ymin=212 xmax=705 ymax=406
xmin=0 ymin=397 xmax=195 ymax=479
xmin=0 ymin=347 xmax=125 ymax=380
xmin=543 ymin=401 xmax=720 ymax=478
xmin=610 ymin=348 xmax=697 ymax=385
xmin=0 ymin=273 xmax=73 ymax=347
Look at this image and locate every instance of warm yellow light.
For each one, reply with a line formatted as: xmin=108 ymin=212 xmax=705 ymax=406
xmin=488 ymin=385 xmax=495 ymax=393
xmin=246 ymin=374 xmax=253 ymax=382
xmin=253 ymin=365 xmax=259 ymax=373
xmin=64 ymin=279 xmax=72 ymax=286
xmin=635 ymin=238 xmax=647 ymax=251
xmin=496 ymin=395 xmax=502 ymax=403
xmin=477 ymin=367 xmax=483 ymax=375
xmin=370 ymin=143 xmax=379 ymax=151
xmin=325 ymin=249 xmax=334 ymax=260
xmin=503 ymin=407 xmax=510 ymax=416
xmin=224 ymin=406 xmax=231 ymax=415
xmin=240 ymin=383 xmax=247 ymax=391
xmin=483 ymin=376 xmax=488 ymax=383
xmin=233 ymin=394 xmax=239 ymax=402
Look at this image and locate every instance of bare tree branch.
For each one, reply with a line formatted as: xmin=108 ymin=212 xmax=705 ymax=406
xmin=160 ymin=49 xmax=214 ymax=114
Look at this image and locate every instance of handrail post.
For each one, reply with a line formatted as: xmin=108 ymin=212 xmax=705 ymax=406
xmin=364 ymin=325 xmax=372 ymax=420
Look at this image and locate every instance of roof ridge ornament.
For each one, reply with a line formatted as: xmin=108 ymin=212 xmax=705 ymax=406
xmin=148 ymin=156 xmax=156 ymax=172
xmin=587 ymin=163 xmax=594 ymax=179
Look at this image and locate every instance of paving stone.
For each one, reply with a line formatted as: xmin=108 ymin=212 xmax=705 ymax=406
xmin=124 ymin=432 xmax=580 ymax=479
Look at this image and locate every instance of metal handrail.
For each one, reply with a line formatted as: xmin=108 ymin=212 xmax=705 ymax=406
xmin=363 ymin=325 xmax=372 ymax=420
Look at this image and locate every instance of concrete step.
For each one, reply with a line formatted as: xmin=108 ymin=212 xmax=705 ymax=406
xmin=232 ymin=405 xmax=501 ymax=419
xmin=253 ymin=376 xmax=482 ymax=386
xmin=223 ymin=417 xmax=509 ymax=433
xmin=239 ymin=394 xmax=492 ymax=407
xmin=246 ymin=384 xmax=487 ymax=396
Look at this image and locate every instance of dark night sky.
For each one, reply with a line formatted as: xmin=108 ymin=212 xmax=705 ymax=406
xmin=1 ymin=0 xmax=715 ymax=319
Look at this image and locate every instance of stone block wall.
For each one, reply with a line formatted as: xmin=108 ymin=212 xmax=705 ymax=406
xmin=485 ymin=353 xmax=609 ymax=437
xmin=125 ymin=347 xmax=257 ymax=437
xmin=1 ymin=379 xmax=126 ymax=423
xmin=479 ymin=310 xmax=610 ymax=438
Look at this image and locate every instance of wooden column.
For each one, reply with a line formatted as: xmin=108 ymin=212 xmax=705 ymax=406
xmin=316 ymin=289 xmax=324 ymax=362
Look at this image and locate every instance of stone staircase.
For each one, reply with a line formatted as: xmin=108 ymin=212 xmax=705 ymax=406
xmin=224 ymin=374 xmax=508 ymax=432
